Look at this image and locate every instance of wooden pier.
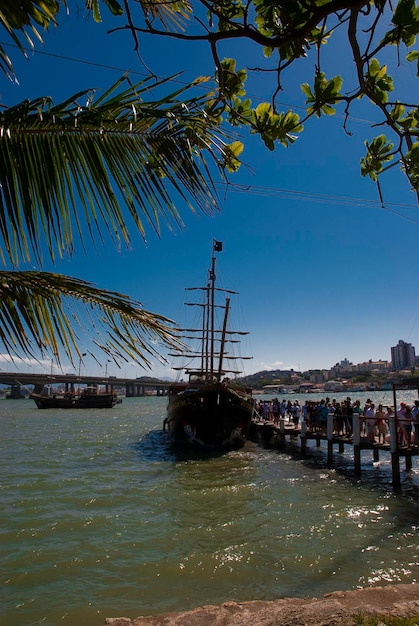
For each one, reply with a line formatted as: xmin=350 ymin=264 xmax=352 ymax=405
xmin=250 ymin=411 xmax=419 ymax=491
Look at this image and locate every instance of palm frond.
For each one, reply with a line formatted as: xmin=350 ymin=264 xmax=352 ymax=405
xmin=0 ymin=75 xmax=229 ymax=267
xmin=0 ymin=0 xmax=62 ymax=81
xmin=89 ymin=0 xmax=192 ymax=30
xmin=137 ymin=0 xmax=192 ymax=31
xmin=0 ymin=270 xmax=182 ymax=368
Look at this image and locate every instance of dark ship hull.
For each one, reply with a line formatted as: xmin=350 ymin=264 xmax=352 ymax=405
xmin=31 ymin=391 xmax=117 ymax=409
xmin=166 ymin=382 xmax=254 ymax=449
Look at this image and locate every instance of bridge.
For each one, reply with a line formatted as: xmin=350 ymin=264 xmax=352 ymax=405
xmin=0 ymin=372 xmax=171 ymax=398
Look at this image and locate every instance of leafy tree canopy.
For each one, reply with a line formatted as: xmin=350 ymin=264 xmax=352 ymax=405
xmin=99 ymin=0 xmax=418 ymax=203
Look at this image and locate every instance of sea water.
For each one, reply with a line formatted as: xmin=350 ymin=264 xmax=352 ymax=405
xmin=1 ymin=391 xmax=419 ymax=626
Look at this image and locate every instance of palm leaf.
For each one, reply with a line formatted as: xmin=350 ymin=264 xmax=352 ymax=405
xmin=0 ymin=0 xmax=62 ymax=81
xmin=0 ymin=270 xmax=182 ymax=368
xmin=136 ymin=0 xmax=192 ymax=31
xmin=90 ymin=0 xmax=192 ymax=30
xmin=0 ymin=75 xmax=229 ymax=267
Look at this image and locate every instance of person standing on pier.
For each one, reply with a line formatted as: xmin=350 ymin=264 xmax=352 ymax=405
xmin=404 ymin=405 xmax=413 ymax=447
xmin=364 ymin=402 xmax=376 ymax=442
xmin=353 ymin=400 xmax=364 ymax=436
xmin=302 ymin=400 xmax=309 ymax=426
xmin=397 ymin=403 xmax=412 ymax=447
xmin=342 ymin=398 xmax=353 ymax=437
xmin=318 ymin=399 xmax=328 ymax=435
xmin=280 ymin=399 xmax=287 ymax=422
xmin=333 ymin=401 xmax=344 ymax=435
xmin=412 ymin=400 xmax=419 ymax=447
xmin=292 ymin=400 xmax=301 ymax=427
xmin=375 ymin=404 xmax=387 ymax=444
xmin=273 ymin=398 xmax=279 ymax=425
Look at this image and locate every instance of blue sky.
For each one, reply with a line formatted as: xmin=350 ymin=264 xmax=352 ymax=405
xmin=0 ymin=4 xmax=418 ymax=379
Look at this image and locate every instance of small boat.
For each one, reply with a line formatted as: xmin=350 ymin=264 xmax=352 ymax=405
xmin=164 ymin=240 xmax=254 ymax=449
xmin=31 ymin=386 xmax=118 ymax=409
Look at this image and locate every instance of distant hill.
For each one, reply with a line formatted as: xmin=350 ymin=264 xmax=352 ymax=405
xmin=136 ymin=376 xmax=172 ymax=383
xmin=149 ymin=370 xmax=298 ymax=388
xmin=237 ymin=370 xmax=292 ymax=389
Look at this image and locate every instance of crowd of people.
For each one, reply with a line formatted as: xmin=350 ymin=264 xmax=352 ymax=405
xmin=254 ymin=397 xmax=419 ymax=448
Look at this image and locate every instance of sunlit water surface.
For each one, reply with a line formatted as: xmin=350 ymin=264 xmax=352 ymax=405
xmin=1 ymin=391 xmax=419 ymax=626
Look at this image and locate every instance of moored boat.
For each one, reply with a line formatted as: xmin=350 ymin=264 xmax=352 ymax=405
xmin=31 ymin=387 xmax=118 ymax=409
xmin=164 ymin=240 xmax=254 ymax=449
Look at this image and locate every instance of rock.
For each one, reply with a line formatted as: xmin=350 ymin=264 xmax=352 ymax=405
xmin=104 ymin=583 xmax=419 ymax=626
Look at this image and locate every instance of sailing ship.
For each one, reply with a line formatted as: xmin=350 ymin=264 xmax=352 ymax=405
xmin=164 ymin=240 xmax=254 ymax=449
xmin=31 ymin=386 xmax=118 ymax=409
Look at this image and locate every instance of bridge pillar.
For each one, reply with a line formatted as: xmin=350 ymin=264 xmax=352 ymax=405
xmin=126 ymin=383 xmax=145 ymax=397
xmin=7 ymin=384 xmax=24 ymax=399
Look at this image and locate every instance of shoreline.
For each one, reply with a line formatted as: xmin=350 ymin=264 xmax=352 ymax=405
xmin=104 ymin=583 xmax=419 ymax=625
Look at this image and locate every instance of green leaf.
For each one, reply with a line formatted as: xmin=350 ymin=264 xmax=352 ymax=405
xmin=227 ymin=96 xmax=253 ymax=126
xmin=103 ymin=0 xmax=124 ymax=17
xmin=381 ymin=0 xmax=419 ymax=46
xmin=217 ymin=58 xmax=247 ymax=98
xmin=405 ymin=141 xmax=419 ymax=189
xmin=249 ymin=104 xmax=302 ymax=149
xmin=302 ymin=72 xmax=342 ymax=118
xmin=365 ymin=59 xmax=394 ymax=103
xmin=229 ymin=140 xmax=244 ymax=157
xmin=406 ymin=50 xmax=419 ymax=76
xmin=393 ymin=0 xmax=418 ymax=27
xmin=301 ymin=83 xmax=313 ymax=98
xmin=223 ymin=141 xmax=244 ymax=172
xmin=361 ymin=134 xmax=395 ymax=180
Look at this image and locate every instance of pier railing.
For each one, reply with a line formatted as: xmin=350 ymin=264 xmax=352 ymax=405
xmin=251 ymin=412 xmax=417 ymax=491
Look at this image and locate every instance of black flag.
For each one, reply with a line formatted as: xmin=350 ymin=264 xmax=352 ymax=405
xmin=214 ymin=240 xmax=223 ymax=252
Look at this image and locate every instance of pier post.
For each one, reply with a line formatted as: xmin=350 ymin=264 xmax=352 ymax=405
xmin=353 ymin=414 xmax=360 ymax=446
xmin=389 ymin=417 xmax=401 ymax=490
xmin=261 ymin=423 xmax=274 ymax=444
xmin=278 ymin=418 xmax=286 ymax=447
xmin=300 ymin=420 xmax=306 ymax=457
xmin=327 ymin=413 xmax=334 ymax=466
xmin=406 ymin=452 xmax=412 ymax=472
xmin=353 ymin=414 xmax=361 ymax=476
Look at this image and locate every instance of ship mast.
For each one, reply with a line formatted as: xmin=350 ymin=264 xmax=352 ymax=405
xmin=209 ymin=240 xmax=222 ymax=380
xmin=169 ymin=239 xmax=251 ymax=380
xmin=217 ymin=297 xmax=230 ymax=383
